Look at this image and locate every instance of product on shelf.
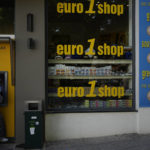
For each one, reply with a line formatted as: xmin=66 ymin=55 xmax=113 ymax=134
xmin=98 ymin=101 xmax=104 ymax=108
xmin=90 ymin=100 xmax=96 ymax=108
xmin=55 ymin=56 xmax=63 ymax=60
xmin=48 ymin=65 xmax=113 ymax=76
xmin=48 ymin=66 xmax=55 ymax=76
xmin=125 ymin=89 xmax=132 ymax=95
xmin=84 ymin=100 xmax=90 ymax=108
xmin=109 ymin=100 xmax=116 ymax=108
xmin=127 ymin=100 xmax=132 ymax=107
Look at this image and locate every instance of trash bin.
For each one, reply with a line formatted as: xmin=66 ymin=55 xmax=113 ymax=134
xmin=24 ymin=100 xmax=44 ymax=149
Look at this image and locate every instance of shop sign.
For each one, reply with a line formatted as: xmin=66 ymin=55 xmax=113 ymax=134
xmin=139 ymin=0 xmax=150 ymax=107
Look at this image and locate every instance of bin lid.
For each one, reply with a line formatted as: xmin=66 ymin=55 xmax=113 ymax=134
xmin=24 ymin=100 xmax=42 ymax=111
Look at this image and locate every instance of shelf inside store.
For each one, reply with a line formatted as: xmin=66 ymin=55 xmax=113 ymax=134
xmin=48 ymin=59 xmax=132 ymax=64
xmin=48 ymin=93 xmax=133 ymax=97
xmin=124 ymin=46 xmax=132 ymax=51
xmin=48 ymin=75 xmax=132 ymax=80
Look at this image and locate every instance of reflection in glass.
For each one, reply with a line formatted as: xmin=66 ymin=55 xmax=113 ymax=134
xmin=0 ymin=0 xmax=14 ymax=34
xmin=47 ymin=0 xmax=134 ymax=112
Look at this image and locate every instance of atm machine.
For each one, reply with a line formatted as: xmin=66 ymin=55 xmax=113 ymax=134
xmin=0 ymin=37 xmax=15 ymax=142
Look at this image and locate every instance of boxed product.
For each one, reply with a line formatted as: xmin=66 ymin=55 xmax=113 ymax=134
xmin=127 ymin=100 xmax=132 ymax=108
xmin=90 ymin=100 xmax=96 ymax=108
xmin=48 ymin=66 xmax=56 ymax=75
xmin=98 ymin=101 xmax=104 ymax=108
xmin=84 ymin=100 xmax=90 ymax=108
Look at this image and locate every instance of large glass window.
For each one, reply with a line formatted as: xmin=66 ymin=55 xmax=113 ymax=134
xmin=47 ymin=0 xmax=134 ymax=112
xmin=0 ymin=0 xmax=14 ymax=34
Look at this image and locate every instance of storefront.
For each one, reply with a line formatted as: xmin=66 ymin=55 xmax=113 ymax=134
xmin=1 ymin=0 xmax=150 ymax=144
xmin=45 ymin=0 xmax=137 ymax=141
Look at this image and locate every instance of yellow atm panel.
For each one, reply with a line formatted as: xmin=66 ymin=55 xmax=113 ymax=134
xmin=0 ymin=37 xmax=15 ymax=137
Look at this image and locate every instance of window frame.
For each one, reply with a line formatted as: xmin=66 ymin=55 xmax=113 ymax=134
xmin=45 ymin=0 xmax=136 ymax=113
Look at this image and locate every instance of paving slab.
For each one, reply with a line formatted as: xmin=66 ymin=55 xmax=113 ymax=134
xmin=1 ymin=134 xmax=150 ymax=150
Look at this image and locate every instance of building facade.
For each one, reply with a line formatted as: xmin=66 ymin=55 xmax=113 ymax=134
xmin=0 ymin=0 xmax=150 ymax=144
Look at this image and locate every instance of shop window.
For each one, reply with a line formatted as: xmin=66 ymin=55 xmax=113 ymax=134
xmin=0 ymin=0 xmax=14 ymax=34
xmin=47 ymin=0 xmax=135 ymax=112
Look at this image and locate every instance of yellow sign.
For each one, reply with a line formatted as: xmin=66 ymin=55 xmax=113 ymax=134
xmin=57 ymin=80 xmax=124 ymax=99
xmin=57 ymin=38 xmax=124 ymax=57
xmin=57 ymin=0 xmax=124 ymax=16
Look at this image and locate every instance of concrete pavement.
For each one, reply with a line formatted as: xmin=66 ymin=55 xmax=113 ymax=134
xmin=1 ymin=134 xmax=150 ymax=150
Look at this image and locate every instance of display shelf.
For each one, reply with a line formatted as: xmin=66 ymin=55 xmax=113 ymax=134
xmin=48 ymin=59 xmax=132 ymax=65
xmin=48 ymin=75 xmax=132 ymax=80
xmin=124 ymin=46 xmax=132 ymax=51
xmin=48 ymin=93 xmax=132 ymax=97
xmin=46 ymin=108 xmax=136 ymax=113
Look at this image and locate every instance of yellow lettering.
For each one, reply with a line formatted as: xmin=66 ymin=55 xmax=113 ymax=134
xmin=142 ymin=71 xmax=147 ymax=79
xmin=104 ymin=43 xmax=110 ymax=55
xmin=142 ymin=41 xmax=145 ymax=48
xmin=97 ymin=3 xmax=124 ymax=16
xmin=97 ymin=43 xmax=124 ymax=57
xmin=77 ymin=45 xmax=84 ymax=55
xmin=71 ymin=3 xmax=76 ymax=13
xmin=85 ymin=38 xmax=96 ymax=56
xmin=64 ymin=45 xmax=71 ymax=55
xmin=77 ymin=3 xmax=84 ymax=13
xmin=57 ymin=87 xmax=64 ymax=97
xmin=118 ymin=5 xmax=124 ymax=16
xmin=111 ymin=46 xmax=117 ymax=56
xmin=71 ymin=45 xmax=76 ymax=55
xmin=117 ymin=46 xmax=124 ymax=57
xmin=57 ymin=44 xmax=84 ymax=56
xmin=86 ymin=80 xmax=97 ymax=97
xmin=111 ymin=5 xmax=117 ymax=14
xmin=118 ymin=87 xmax=124 ymax=98
xmin=98 ymin=87 xmax=104 ymax=97
xmin=77 ymin=87 xmax=84 ymax=97
xmin=57 ymin=45 xmax=64 ymax=55
xmin=57 ymin=3 xmax=64 ymax=13
xmin=97 ymin=4 xmax=103 ymax=14
xmin=104 ymin=2 xmax=110 ymax=14
xmin=147 ymin=71 xmax=150 ymax=78
xmin=111 ymin=87 xmax=117 ymax=97
xmin=104 ymin=85 xmax=111 ymax=97
xmin=65 ymin=87 xmax=72 ymax=97
xmin=142 ymin=41 xmax=150 ymax=48
xmin=72 ymin=87 xmax=77 ymax=97
xmin=64 ymin=3 xmax=71 ymax=13
xmin=98 ymin=86 xmax=125 ymax=98
xmin=57 ymin=2 xmax=124 ymax=15
xmin=85 ymin=0 xmax=96 ymax=14
xmin=97 ymin=45 xmax=103 ymax=55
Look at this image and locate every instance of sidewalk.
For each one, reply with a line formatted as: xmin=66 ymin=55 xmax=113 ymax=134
xmin=1 ymin=134 xmax=150 ymax=150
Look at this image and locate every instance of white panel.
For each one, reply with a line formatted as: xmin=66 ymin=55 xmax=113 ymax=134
xmin=46 ymin=113 xmax=137 ymax=141
xmin=138 ymin=108 xmax=150 ymax=133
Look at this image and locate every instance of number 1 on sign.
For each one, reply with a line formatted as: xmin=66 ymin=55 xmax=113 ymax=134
xmin=86 ymin=80 xmax=97 ymax=97
xmin=85 ymin=38 xmax=96 ymax=56
xmin=85 ymin=0 xmax=96 ymax=14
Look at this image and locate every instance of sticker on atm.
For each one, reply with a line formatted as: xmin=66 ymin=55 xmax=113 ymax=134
xmin=0 ymin=45 xmax=6 ymax=50
xmin=31 ymin=116 xmax=37 ymax=119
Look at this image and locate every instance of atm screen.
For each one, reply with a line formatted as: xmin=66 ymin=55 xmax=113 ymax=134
xmin=0 ymin=72 xmax=8 ymax=106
